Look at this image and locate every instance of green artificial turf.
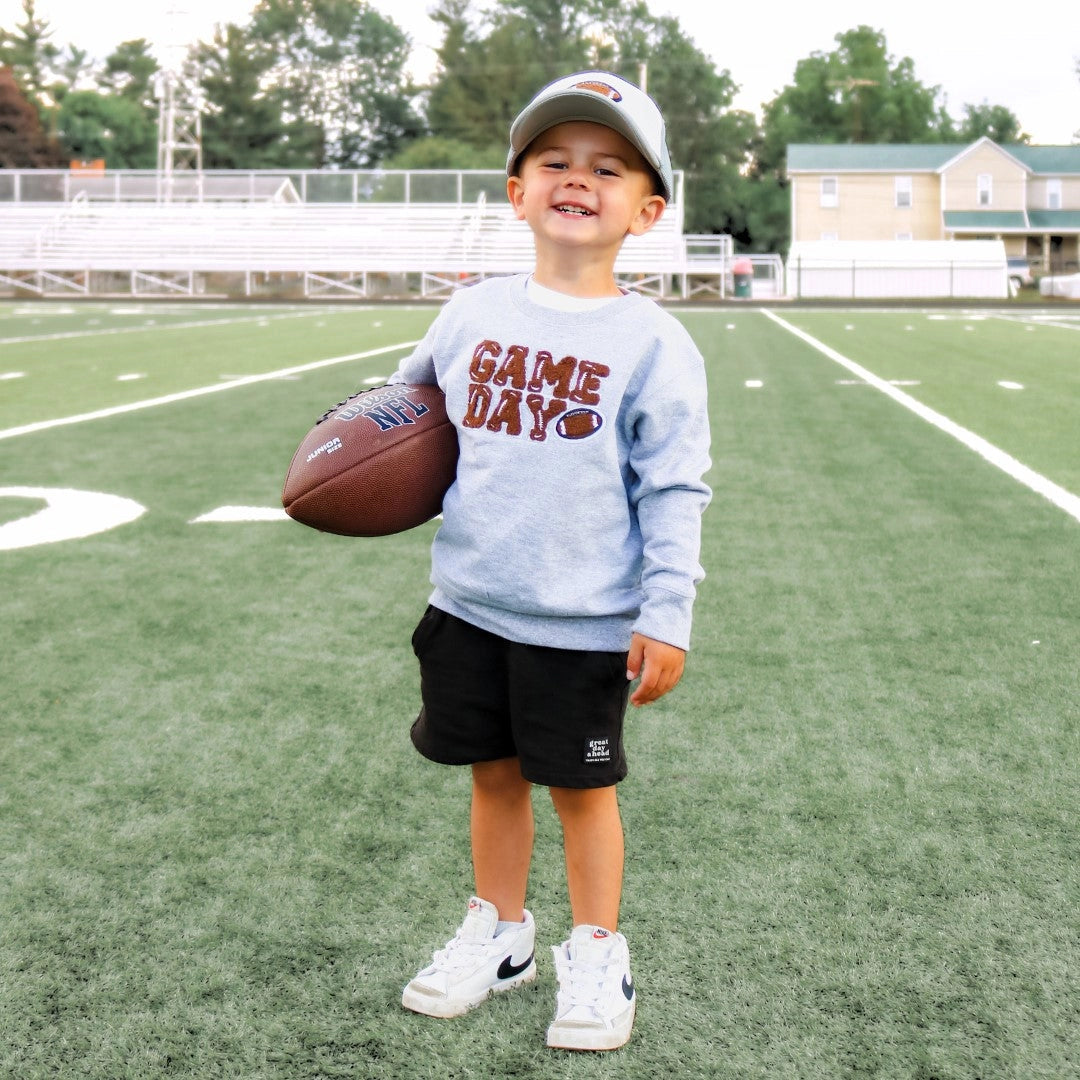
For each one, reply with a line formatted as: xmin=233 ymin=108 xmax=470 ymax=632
xmin=1 ymin=302 xmax=1077 ymax=1078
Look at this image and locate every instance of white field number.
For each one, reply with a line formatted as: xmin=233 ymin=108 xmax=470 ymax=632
xmin=0 ymin=487 xmax=147 ymax=551
xmin=0 ymin=487 xmax=288 ymax=551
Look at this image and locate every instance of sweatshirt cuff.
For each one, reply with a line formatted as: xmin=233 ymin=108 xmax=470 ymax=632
xmin=632 ymin=588 xmax=695 ymax=652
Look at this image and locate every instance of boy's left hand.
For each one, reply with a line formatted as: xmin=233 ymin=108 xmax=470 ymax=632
xmin=626 ymin=633 xmax=686 ymax=706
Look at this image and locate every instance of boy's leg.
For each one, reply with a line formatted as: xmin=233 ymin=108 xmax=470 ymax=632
xmin=548 ymin=784 xmax=623 ymax=930
xmin=472 ymin=757 xmax=535 ymax=923
xmin=547 ymin=784 xmax=634 ymax=1051
xmin=402 ymin=757 xmax=537 ymax=1019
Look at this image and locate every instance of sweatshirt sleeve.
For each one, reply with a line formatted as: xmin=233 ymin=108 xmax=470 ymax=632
xmin=387 ymin=308 xmax=442 ymax=386
xmin=624 ymin=335 xmax=712 ymax=651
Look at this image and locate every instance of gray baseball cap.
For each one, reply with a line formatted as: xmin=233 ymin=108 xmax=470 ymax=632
xmin=507 ymin=71 xmax=674 ymax=202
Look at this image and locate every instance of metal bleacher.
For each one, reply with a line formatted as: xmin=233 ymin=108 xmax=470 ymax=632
xmin=0 ymin=168 xmax=731 ymax=300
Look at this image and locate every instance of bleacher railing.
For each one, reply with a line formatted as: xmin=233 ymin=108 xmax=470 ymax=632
xmin=0 ymin=168 xmax=685 ymax=208
xmin=0 ymin=168 xmax=721 ymax=299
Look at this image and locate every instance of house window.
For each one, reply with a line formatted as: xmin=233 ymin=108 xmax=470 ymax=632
xmin=895 ymin=232 xmax=913 ymax=241
xmin=1047 ymin=179 xmax=1062 ymax=210
xmin=821 ymin=231 xmax=839 ymax=242
xmin=977 ymin=174 xmax=992 ymax=206
xmin=820 ymin=176 xmax=838 ymax=208
xmin=895 ymin=176 xmax=912 ymax=208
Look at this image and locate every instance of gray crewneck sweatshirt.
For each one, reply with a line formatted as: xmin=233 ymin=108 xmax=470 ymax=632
xmin=390 ymin=274 xmax=711 ymax=652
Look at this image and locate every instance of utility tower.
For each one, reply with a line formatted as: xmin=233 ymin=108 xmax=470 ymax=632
xmin=154 ymin=8 xmax=203 ymax=202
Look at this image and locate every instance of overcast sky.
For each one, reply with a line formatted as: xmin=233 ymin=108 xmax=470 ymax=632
xmin=3 ymin=0 xmax=1078 ymax=144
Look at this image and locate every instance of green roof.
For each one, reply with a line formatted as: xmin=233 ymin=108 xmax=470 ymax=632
xmin=1006 ymin=146 xmax=1080 ymax=174
xmin=944 ymin=211 xmax=1029 ymax=230
xmin=942 ymin=209 xmax=1080 ymax=232
xmin=788 ymin=141 xmax=1080 ymax=174
xmin=787 ymin=144 xmax=958 ymax=171
xmin=1028 ymin=210 xmax=1080 ymax=229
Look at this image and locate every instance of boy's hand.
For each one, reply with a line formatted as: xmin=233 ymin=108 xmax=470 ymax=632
xmin=626 ymin=633 xmax=686 ymax=706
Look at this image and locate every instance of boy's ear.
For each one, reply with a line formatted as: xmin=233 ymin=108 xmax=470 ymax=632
xmin=628 ymin=194 xmax=666 ymax=237
xmin=507 ymin=175 xmax=527 ymax=220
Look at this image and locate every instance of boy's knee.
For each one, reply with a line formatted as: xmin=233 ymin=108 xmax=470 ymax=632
xmin=472 ymin=757 xmax=531 ymax=795
xmin=549 ymin=784 xmax=619 ymax=819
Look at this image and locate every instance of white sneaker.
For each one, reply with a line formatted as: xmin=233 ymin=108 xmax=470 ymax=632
xmin=402 ymin=897 xmax=537 ymax=1018
xmin=546 ymin=925 xmax=636 ymax=1051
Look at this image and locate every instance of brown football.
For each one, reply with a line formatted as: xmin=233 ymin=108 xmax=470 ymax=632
xmin=282 ymin=383 xmax=458 ymax=536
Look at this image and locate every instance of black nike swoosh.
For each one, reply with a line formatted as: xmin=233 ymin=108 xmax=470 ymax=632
xmin=497 ymin=953 xmax=534 ymax=980
xmin=622 ymin=974 xmax=634 ymax=1001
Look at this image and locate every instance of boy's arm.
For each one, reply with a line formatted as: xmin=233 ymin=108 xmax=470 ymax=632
xmin=626 ymin=633 xmax=685 ymax=706
xmin=627 ymin=339 xmax=712 ymax=661
xmin=387 ymin=309 xmax=443 ymax=385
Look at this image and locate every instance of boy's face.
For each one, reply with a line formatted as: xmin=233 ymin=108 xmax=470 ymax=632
xmin=507 ymin=122 xmax=665 ymax=256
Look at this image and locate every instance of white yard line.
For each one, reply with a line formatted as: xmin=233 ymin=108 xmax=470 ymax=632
xmin=762 ymin=309 xmax=1080 ymax=525
xmin=0 ymin=341 xmax=418 ymax=442
xmin=987 ymin=311 xmax=1080 ymax=332
xmin=0 ymin=308 xmax=345 ymax=347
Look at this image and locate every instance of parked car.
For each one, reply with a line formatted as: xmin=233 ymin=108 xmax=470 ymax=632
xmin=1007 ymin=257 xmax=1035 ymax=290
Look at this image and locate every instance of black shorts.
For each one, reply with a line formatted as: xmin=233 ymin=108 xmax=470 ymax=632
xmin=409 ymin=606 xmax=630 ymax=789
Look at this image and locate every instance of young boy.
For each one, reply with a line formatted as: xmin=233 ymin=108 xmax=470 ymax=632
xmin=392 ymin=71 xmax=711 ymax=1051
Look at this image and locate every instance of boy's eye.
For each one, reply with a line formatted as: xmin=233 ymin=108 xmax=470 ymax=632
xmin=535 ymin=159 xmax=621 ymax=176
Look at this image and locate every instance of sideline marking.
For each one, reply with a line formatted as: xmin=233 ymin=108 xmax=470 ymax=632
xmin=0 ymin=341 xmax=419 ymax=442
xmin=762 ymin=309 xmax=1080 ymax=524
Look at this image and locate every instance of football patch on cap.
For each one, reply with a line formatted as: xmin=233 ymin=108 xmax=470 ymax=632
xmin=574 ymin=80 xmax=622 ymax=102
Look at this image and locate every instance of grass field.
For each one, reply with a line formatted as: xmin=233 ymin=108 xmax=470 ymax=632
xmin=2 ymin=299 xmax=1078 ymax=1079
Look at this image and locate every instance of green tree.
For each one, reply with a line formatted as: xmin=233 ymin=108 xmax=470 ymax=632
xmin=749 ymin=26 xmax=954 ymax=253
xmin=383 ymin=134 xmax=505 ymax=170
xmin=740 ymin=171 xmax=789 ymax=255
xmin=56 ymin=89 xmax=156 ymax=166
xmin=46 ymin=40 xmax=159 ymax=168
xmin=99 ymin=39 xmax=159 ymax=108
xmin=757 ymin=26 xmax=950 ymax=174
xmin=247 ymin=0 xmax=423 ymax=167
xmin=956 ymin=101 xmax=1028 ymax=144
xmin=0 ymin=0 xmax=59 ymax=103
xmin=423 ymin=0 xmax=755 ymax=235
xmin=193 ymin=22 xmax=318 ymax=168
xmin=424 ymin=0 xmax=591 ymax=154
xmin=55 ymin=45 xmax=93 ymax=94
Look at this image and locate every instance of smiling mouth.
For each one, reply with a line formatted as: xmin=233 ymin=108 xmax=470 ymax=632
xmin=555 ymin=205 xmax=594 ymax=216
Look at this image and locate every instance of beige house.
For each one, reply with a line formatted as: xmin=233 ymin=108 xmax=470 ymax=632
xmin=787 ymin=139 xmax=1080 ymax=274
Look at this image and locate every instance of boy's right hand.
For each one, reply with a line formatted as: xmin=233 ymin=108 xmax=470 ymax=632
xmin=627 ymin=633 xmax=686 ymax=707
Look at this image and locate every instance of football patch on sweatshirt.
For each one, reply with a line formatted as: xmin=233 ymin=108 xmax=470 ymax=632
xmin=556 ymin=408 xmax=603 ymax=440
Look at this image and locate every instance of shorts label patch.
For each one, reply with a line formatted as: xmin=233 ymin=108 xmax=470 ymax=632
xmin=583 ymin=737 xmax=612 ymax=765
